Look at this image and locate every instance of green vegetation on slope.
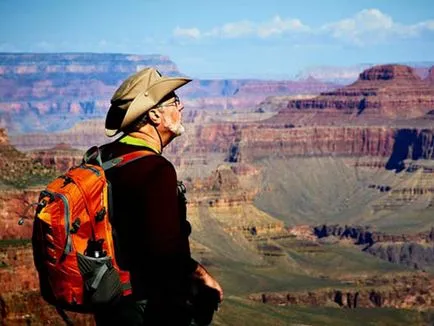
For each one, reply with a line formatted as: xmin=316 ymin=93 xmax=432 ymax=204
xmin=254 ymin=157 xmax=434 ymax=234
xmin=213 ymin=297 xmax=427 ymax=326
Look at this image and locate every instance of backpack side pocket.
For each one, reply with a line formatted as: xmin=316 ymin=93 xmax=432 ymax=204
xmin=77 ymin=253 xmax=122 ymax=307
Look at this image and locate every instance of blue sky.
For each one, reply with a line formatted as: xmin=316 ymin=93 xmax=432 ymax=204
xmin=0 ymin=0 xmax=433 ymax=78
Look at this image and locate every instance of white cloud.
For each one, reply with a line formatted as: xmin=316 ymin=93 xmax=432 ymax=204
xmin=173 ymin=15 xmax=309 ymax=39
xmin=321 ymin=9 xmax=434 ymax=45
xmin=257 ymin=16 xmax=309 ymax=38
xmin=173 ymin=26 xmax=201 ymax=39
xmin=321 ymin=9 xmax=394 ymax=45
xmin=173 ymin=9 xmax=434 ymax=46
xmin=219 ymin=20 xmax=255 ymax=38
xmin=402 ymin=20 xmax=434 ymax=37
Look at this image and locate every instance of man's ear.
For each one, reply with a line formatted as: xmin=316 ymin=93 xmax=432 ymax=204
xmin=148 ymin=108 xmax=161 ymax=125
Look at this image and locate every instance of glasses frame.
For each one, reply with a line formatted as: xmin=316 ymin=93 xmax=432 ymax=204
xmin=156 ymin=95 xmax=180 ymax=109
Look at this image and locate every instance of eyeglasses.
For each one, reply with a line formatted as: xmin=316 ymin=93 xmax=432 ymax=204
xmin=156 ymin=95 xmax=180 ymax=109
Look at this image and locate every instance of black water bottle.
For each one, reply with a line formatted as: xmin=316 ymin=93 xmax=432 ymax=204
xmin=85 ymin=239 xmax=107 ymax=258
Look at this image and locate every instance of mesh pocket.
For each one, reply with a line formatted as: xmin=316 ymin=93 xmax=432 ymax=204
xmin=77 ymin=253 xmax=122 ymax=306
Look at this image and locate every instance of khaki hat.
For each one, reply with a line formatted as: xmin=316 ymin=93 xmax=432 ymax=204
xmin=105 ymin=67 xmax=192 ymax=137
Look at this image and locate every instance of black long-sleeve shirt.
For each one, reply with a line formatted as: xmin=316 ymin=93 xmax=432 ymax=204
xmin=101 ymin=141 xmax=197 ymax=300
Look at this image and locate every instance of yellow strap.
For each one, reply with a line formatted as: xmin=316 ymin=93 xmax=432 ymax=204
xmin=119 ymin=135 xmax=161 ymax=154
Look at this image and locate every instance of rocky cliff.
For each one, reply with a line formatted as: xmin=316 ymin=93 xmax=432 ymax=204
xmin=0 ymin=189 xmax=41 ymax=240
xmin=249 ymin=274 xmax=434 ymax=310
xmin=29 ymin=143 xmax=84 ymax=172
xmin=0 ymin=53 xmax=181 ymax=133
xmin=229 ymin=65 xmax=434 ymax=164
xmin=0 ymin=53 xmax=340 ymax=134
xmin=186 ymin=164 xmax=285 ymax=236
xmin=0 ymin=129 xmax=56 ymax=188
xmin=314 ymin=224 xmax=434 ymax=245
xmin=11 ymin=65 xmax=434 ymax=165
xmin=313 ymin=224 xmax=434 ymax=271
xmin=269 ymin=65 xmax=434 ymax=124
xmin=11 ymin=124 xmax=434 ymax=169
xmin=0 ymin=243 xmax=94 ymax=325
xmin=296 ymin=63 xmax=434 ymax=84
xmin=235 ymin=126 xmax=434 ymax=165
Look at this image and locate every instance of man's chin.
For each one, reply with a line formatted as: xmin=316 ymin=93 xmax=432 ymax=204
xmin=169 ymin=124 xmax=185 ymax=137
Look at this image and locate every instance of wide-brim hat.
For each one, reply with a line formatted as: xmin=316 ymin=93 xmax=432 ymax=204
xmin=105 ymin=67 xmax=192 ymax=137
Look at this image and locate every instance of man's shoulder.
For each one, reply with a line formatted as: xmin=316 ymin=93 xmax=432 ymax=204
xmin=101 ymin=142 xmax=170 ymax=163
xmin=134 ymin=153 xmax=173 ymax=169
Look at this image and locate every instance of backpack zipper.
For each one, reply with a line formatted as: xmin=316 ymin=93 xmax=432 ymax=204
xmin=44 ymin=190 xmax=72 ymax=260
xmin=80 ymin=164 xmax=101 ymax=176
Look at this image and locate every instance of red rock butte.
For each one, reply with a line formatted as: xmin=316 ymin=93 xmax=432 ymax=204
xmin=269 ymin=64 xmax=434 ymax=124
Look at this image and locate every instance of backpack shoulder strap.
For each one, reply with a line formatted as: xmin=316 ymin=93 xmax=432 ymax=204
xmin=83 ymin=146 xmax=156 ymax=171
xmin=83 ymin=145 xmax=103 ymax=166
xmin=102 ymin=150 xmax=156 ymax=171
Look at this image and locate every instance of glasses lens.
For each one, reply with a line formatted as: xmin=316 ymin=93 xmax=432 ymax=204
xmin=157 ymin=95 xmax=180 ymax=108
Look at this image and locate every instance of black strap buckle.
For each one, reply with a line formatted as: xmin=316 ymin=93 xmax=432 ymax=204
xmin=95 ymin=207 xmax=106 ymax=222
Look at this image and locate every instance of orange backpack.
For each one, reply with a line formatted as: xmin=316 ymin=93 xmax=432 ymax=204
xmin=30 ymin=146 xmax=150 ymax=319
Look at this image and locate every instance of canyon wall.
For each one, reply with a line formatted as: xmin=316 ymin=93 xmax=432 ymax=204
xmin=0 ymin=243 xmax=94 ymax=325
xmin=10 ymin=124 xmax=434 ymax=171
xmin=0 ymin=53 xmax=340 ymax=134
xmin=267 ymin=65 xmax=434 ymax=126
xmin=236 ymin=127 xmax=434 ymax=166
xmin=249 ymin=274 xmax=434 ymax=310
xmin=313 ymin=224 xmax=434 ymax=271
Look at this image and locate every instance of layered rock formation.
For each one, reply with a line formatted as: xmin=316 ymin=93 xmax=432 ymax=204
xmin=228 ymin=65 xmax=434 ymax=165
xmin=267 ymin=64 xmax=434 ymax=125
xmin=235 ymin=127 xmax=434 ymax=165
xmin=314 ymin=224 xmax=434 ymax=245
xmin=296 ymin=63 xmax=433 ymax=84
xmin=12 ymin=65 xmax=432 ymax=165
xmin=249 ymin=274 xmax=434 ymax=310
xmin=0 ymin=243 xmax=94 ymax=325
xmin=0 ymin=53 xmax=181 ymax=133
xmin=0 ymin=128 xmax=56 ymax=188
xmin=186 ymin=164 xmax=284 ymax=235
xmin=0 ymin=53 xmax=340 ymax=134
xmin=366 ymin=243 xmax=434 ymax=270
xmin=29 ymin=143 xmax=84 ymax=172
xmin=312 ymin=224 xmax=434 ymax=270
xmin=13 ymin=124 xmax=434 ymax=169
xmin=0 ymin=189 xmax=41 ymax=240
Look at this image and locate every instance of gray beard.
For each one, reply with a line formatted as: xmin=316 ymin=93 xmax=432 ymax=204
xmin=169 ymin=123 xmax=185 ymax=137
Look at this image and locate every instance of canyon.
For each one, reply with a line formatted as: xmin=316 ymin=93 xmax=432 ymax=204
xmin=1 ymin=54 xmax=434 ymax=324
xmin=0 ymin=53 xmax=339 ymax=134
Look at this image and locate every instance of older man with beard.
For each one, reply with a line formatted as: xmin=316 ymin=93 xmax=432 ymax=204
xmin=95 ymin=68 xmax=223 ymax=326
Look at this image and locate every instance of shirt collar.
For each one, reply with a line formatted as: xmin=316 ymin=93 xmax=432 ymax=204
xmin=119 ymin=135 xmax=161 ymax=154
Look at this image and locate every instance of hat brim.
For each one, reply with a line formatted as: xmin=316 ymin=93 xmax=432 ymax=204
xmin=105 ymin=76 xmax=191 ymax=137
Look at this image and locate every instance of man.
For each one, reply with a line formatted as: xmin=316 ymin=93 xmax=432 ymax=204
xmin=96 ymin=68 xmax=223 ymax=325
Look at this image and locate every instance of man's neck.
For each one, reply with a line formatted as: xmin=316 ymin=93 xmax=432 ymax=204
xmin=128 ymin=127 xmax=163 ymax=154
